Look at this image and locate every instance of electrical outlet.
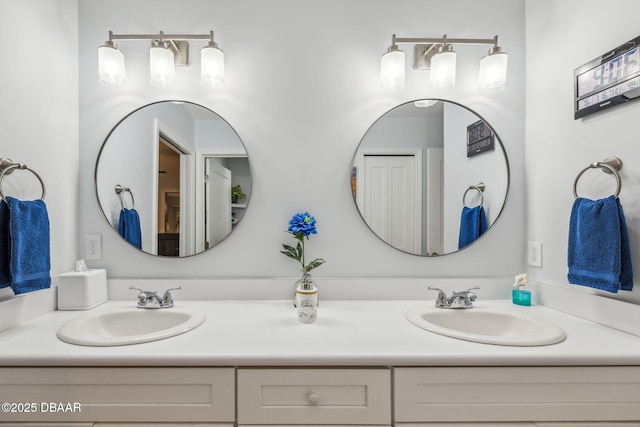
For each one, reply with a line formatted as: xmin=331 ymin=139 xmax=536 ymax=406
xmin=528 ymin=241 xmax=542 ymax=267
xmin=85 ymin=234 xmax=102 ymax=260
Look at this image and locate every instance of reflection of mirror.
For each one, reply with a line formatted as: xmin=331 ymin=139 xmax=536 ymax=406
xmin=352 ymin=99 xmax=509 ymax=256
xmin=95 ymin=101 xmax=251 ymax=257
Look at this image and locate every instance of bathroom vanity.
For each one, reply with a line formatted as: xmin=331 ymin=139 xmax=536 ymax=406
xmin=0 ymin=300 xmax=639 ymax=425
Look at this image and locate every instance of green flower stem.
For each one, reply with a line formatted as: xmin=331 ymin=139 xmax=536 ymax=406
xmin=300 ymin=235 xmax=305 ymax=272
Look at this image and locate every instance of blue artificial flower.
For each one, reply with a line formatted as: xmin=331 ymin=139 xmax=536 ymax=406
xmin=287 ymin=212 xmax=317 ymax=237
xmin=281 ymin=212 xmax=325 ymax=274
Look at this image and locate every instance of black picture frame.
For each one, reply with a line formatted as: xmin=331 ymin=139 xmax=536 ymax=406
xmin=574 ymin=35 xmax=640 ymax=119
xmin=467 ymin=120 xmax=494 ymax=157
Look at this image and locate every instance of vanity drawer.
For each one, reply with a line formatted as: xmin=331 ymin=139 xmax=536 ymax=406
xmin=237 ymin=368 xmax=391 ymax=425
xmin=0 ymin=367 xmax=235 ymax=423
xmin=395 ymin=367 xmax=640 ymax=423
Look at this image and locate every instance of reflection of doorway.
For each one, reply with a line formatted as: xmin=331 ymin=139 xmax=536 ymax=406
xmin=204 ymin=158 xmax=232 ymax=249
xmin=362 ymin=155 xmax=420 ymax=254
xmin=355 ymin=147 xmax=423 ymax=254
xmin=157 ymin=135 xmax=183 ymax=256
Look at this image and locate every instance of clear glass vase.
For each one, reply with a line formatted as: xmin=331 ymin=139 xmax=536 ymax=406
xmin=294 ymin=273 xmax=318 ymax=323
xmin=293 ymin=273 xmax=312 ymax=307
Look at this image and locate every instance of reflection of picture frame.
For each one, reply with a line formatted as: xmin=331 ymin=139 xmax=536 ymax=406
xmin=351 ymin=167 xmax=357 ymax=197
xmin=574 ymin=35 xmax=640 ymax=119
xmin=467 ymin=120 xmax=494 ymax=157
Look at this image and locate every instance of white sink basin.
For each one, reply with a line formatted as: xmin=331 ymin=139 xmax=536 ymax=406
xmin=57 ymin=304 xmax=206 ymax=346
xmin=405 ymin=304 xmax=566 ymax=346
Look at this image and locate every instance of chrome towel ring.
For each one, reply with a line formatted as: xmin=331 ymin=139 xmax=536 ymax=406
xmin=463 ymin=182 xmax=485 ymax=208
xmin=573 ymin=156 xmax=622 ymax=199
xmin=115 ymin=184 xmax=135 ymax=209
xmin=0 ymin=158 xmax=46 ymax=202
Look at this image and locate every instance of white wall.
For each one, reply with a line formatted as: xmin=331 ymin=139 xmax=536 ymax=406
xmin=0 ymin=0 xmax=78 ymax=297
xmin=78 ymin=0 xmax=526 ymax=280
xmin=526 ymin=0 xmax=640 ymax=304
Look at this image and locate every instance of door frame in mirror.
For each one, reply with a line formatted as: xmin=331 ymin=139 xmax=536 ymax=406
xmin=153 ymin=119 xmax=195 ymax=257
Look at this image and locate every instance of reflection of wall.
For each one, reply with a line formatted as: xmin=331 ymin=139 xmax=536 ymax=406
xmin=363 ymin=116 xmax=443 ymax=150
xmin=443 ymin=103 xmax=508 ymax=253
xmin=195 ymin=120 xmax=246 ymax=155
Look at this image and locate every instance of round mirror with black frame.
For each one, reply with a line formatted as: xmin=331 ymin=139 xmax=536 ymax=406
xmin=351 ymin=99 xmax=509 ymax=256
xmin=95 ymin=100 xmax=251 ymax=257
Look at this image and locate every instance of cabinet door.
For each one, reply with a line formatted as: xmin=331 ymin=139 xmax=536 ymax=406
xmin=395 ymin=367 xmax=640 ymax=423
xmin=0 ymin=367 xmax=235 ymax=423
xmin=238 ymin=368 xmax=391 ymax=425
xmin=0 ymin=424 xmax=93 ymax=426
xmin=96 ymin=424 xmax=233 ymax=427
xmin=536 ymin=424 xmax=640 ymax=426
xmin=395 ymin=424 xmax=533 ymax=427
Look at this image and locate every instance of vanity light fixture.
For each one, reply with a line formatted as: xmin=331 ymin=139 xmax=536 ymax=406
xmin=97 ymin=37 xmax=126 ymax=88
xmin=380 ymin=35 xmax=406 ymax=90
xmin=201 ymin=32 xmax=225 ymax=88
xmin=98 ymin=30 xmax=225 ymax=89
xmin=381 ymin=34 xmax=508 ymax=93
xmin=477 ymin=45 xmax=509 ymax=93
xmin=149 ymin=37 xmax=175 ymax=88
xmin=429 ymin=37 xmax=456 ymax=92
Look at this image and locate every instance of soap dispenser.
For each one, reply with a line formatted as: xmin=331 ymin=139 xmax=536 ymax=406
xmin=512 ymin=273 xmax=531 ymax=306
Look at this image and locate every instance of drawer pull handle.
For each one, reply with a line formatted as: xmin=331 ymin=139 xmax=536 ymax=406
xmin=307 ymin=393 xmax=320 ymax=405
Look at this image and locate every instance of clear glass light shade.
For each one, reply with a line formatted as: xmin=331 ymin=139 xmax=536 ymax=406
xmin=150 ymin=44 xmax=175 ymax=88
xmin=380 ymin=49 xmax=405 ymax=90
xmin=98 ymin=44 xmax=126 ymax=87
xmin=478 ymin=50 xmax=508 ymax=93
xmin=201 ymin=45 xmax=225 ymax=88
xmin=429 ymin=50 xmax=456 ymax=92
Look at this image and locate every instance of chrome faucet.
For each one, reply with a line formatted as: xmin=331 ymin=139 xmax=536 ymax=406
xmin=428 ymin=286 xmax=480 ymax=309
xmin=130 ymin=286 xmax=181 ymax=308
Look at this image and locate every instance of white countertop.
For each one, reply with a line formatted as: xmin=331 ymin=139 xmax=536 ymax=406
xmin=1 ymin=300 xmax=639 ymax=366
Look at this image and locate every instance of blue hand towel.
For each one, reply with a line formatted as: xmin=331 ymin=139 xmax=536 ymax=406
xmin=567 ymin=195 xmax=633 ymax=293
xmin=118 ymin=208 xmax=142 ymax=249
xmin=0 ymin=201 xmax=10 ymax=289
xmin=6 ymin=196 xmax=51 ymax=295
xmin=458 ymin=206 xmax=488 ymax=249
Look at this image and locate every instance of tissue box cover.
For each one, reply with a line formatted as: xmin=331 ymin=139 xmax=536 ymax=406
xmin=58 ymin=269 xmax=108 ymax=310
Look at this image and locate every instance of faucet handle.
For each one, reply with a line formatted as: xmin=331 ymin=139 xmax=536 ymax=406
xmin=464 ymin=286 xmax=480 ymax=301
xmin=162 ymin=286 xmax=182 ymax=304
xmin=427 ymin=286 xmax=448 ymax=307
xmin=129 ymin=286 xmax=148 ymax=302
xmin=130 ymin=286 xmax=157 ymax=307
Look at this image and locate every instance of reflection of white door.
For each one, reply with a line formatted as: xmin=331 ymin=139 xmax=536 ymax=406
xmin=362 ymin=155 xmax=420 ymax=253
xmin=204 ymin=159 xmax=232 ymax=248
